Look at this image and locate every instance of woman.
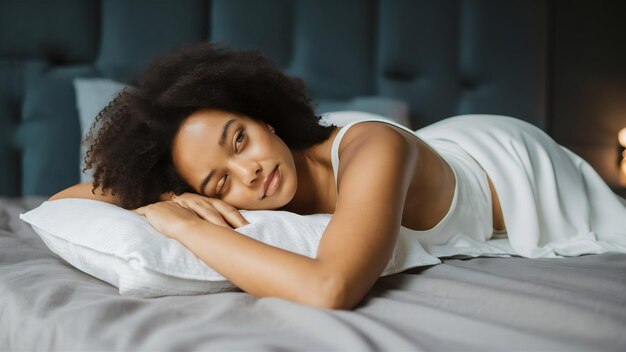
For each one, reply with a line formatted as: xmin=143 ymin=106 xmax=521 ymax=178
xmin=50 ymin=43 xmax=624 ymax=310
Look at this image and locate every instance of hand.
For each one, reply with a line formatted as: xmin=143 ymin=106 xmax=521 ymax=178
xmin=133 ymin=201 xmax=204 ymax=240
xmin=172 ymin=193 xmax=249 ymax=228
xmin=133 ymin=193 xmax=250 ymax=239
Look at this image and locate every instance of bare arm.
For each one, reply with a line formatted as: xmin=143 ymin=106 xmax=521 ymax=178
xmin=48 ymin=182 xmax=121 ymax=205
xmin=48 ymin=182 xmax=174 ymax=207
xmin=313 ymin=123 xmax=418 ymax=309
xmin=148 ymin=123 xmax=417 ymax=309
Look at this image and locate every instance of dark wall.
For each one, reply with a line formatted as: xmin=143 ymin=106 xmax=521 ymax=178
xmin=1 ymin=0 xmax=625 ymax=196
xmin=551 ymin=0 xmax=626 ymax=192
xmin=0 ymin=0 xmax=551 ymax=196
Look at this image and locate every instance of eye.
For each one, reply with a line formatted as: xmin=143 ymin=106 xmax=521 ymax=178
xmin=216 ymin=174 xmax=229 ymax=196
xmin=235 ymin=129 xmax=246 ymax=152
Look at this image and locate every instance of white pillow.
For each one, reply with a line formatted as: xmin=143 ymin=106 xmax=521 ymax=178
xmin=315 ymin=96 xmax=411 ymax=128
xmin=19 ymin=199 xmax=439 ymax=298
xmin=319 ymin=111 xmax=405 ymax=128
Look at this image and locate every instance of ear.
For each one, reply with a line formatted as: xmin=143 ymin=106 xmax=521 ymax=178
xmin=266 ymin=124 xmax=275 ymax=134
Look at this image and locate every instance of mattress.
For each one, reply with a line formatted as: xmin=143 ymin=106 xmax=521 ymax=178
xmin=1 ymin=197 xmax=625 ymax=351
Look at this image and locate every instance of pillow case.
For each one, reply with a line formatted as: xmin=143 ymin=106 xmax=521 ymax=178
xmin=20 ymin=199 xmax=439 ymax=298
xmin=316 ymin=96 xmax=411 ymax=128
xmin=319 ymin=110 xmax=406 ymax=128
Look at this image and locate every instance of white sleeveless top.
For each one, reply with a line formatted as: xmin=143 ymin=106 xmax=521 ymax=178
xmin=329 ymin=116 xmax=495 ymax=248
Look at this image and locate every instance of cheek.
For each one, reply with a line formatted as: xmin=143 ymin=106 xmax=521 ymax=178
xmin=222 ymin=188 xmax=251 ymax=209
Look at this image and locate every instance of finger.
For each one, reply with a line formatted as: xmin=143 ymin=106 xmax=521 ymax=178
xmin=182 ymin=203 xmax=231 ymax=228
xmin=209 ymin=200 xmax=250 ymax=228
xmin=197 ymin=209 xmax=231 ymax=229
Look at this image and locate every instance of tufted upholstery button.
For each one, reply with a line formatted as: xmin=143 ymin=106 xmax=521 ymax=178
xmin=383 ymin=69 xmax=417 ymax=82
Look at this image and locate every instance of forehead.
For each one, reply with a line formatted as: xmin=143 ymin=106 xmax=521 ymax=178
xmin=174 ymin=109 xmax=243 ymax=148
xmin=171 ymin=109 xmax=236 ymax=169
xmin=179 ymin=108 xmax=236 ymax=133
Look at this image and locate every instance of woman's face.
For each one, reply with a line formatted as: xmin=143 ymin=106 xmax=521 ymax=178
xmin=171 ymin=109 xmax=298 ymax=210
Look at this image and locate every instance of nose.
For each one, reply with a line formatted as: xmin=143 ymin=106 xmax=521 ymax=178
xmin=229 ymin=158 xmax=261 ymax=186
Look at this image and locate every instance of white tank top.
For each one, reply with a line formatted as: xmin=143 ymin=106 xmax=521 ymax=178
xmin=329 ymin=116 xmax=495 ymax=247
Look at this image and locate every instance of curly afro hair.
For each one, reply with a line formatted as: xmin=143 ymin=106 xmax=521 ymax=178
xmin=83 ymin=42 xmax=336 ymax=209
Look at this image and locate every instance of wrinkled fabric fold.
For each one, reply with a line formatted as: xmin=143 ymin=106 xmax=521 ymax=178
xmin=416 ymin=114 xmax=626 ymax=258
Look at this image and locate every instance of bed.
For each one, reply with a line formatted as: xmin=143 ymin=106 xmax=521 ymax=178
xmin=2 ymin=197 xmax=625 ymax=351
xmin=2 ymin=1 xmax=625 ymax=351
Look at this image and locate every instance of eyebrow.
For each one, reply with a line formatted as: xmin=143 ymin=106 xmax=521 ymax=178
xmin=199 ymin=118 xmax=237 ymax=195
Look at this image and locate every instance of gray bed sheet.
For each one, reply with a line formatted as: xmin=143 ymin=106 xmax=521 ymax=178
xmin=1 ymin=197 xmax=625 ymax=351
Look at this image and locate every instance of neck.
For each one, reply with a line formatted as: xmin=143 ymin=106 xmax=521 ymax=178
xmin=280 ymin=140 xmax=336 ymax=214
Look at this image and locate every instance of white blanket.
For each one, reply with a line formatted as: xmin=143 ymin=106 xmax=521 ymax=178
xmin=415 ymin=114 xmax=626 ymax=259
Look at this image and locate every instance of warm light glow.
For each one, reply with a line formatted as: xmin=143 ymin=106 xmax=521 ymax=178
xmin=619 ymin=128 xmax=626 ymax=147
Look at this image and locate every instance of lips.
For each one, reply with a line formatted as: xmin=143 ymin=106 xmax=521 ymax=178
xmin=262 ymin=166 xmax=279 ymax=198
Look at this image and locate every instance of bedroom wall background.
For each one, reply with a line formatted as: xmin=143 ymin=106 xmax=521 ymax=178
xmin=0 ymin=0 xmax=624 ymax=196
xmin=551 ymin=0 xmax=626 ymax=195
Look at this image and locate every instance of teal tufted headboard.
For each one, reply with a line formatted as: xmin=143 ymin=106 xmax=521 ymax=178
xmin=0 ymin=0 xmax=547 ymax=197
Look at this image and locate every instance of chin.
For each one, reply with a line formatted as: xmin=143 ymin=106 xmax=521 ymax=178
xmin=233 ymin=195 xmax=288 ymax=211
xmin=263 ymin=193 xmax=293 ymax=210
xmin=277 ymin=178 xmax=297 ymax=208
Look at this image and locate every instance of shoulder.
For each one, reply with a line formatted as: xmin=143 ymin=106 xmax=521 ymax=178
xmin=337 ymin=121 xmax=416 ymax=159
xmin=334 ymin=121 xmax=418 ymax=189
